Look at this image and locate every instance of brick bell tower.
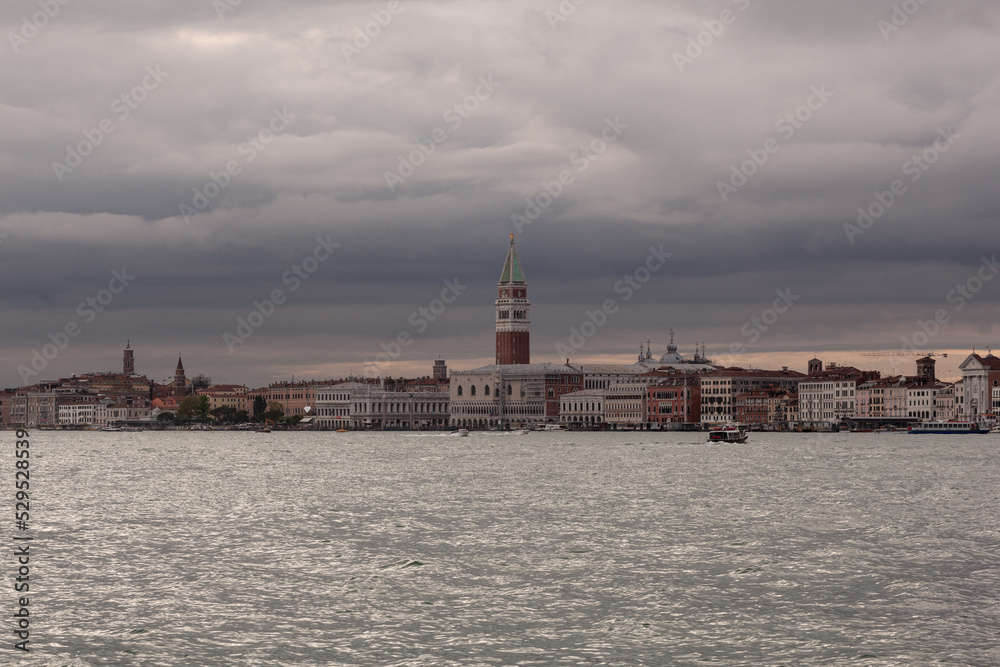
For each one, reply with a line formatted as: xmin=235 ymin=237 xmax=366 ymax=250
xmin=123 ymin=340 xmax=135 ymax=376
xmin=496 ymin=235 xmax=530 ymax=365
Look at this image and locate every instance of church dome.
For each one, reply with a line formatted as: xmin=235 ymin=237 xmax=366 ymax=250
xmin=658 ymin=340 xmax=686 ymax=364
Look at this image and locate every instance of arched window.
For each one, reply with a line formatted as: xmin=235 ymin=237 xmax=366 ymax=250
xmin=507 ymin=384 xmax=512 ymax=396
xmin=457 ymin=386 xmax=463 ymax=396
xmin=471 ymin=385 xmax=477 ymax=396
xmin=485 ymin=385 xmax=491 ymax=397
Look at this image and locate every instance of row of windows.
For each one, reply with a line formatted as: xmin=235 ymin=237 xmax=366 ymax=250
xmin=352 ymin=402 xmax=448 ymax=413
xmin=457 ymin=384 xmax=514 ymax=397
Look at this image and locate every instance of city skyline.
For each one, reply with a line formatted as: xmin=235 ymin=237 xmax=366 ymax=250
xmin=2 ymin=2 xmax=999 ymax=389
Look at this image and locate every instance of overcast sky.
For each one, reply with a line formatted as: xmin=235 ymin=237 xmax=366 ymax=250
xmin=2 ymin=0 xmax=998 ymax=388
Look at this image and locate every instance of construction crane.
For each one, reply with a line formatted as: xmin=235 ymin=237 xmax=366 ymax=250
xmin=858 ymin=352 xmax=947 ymax=358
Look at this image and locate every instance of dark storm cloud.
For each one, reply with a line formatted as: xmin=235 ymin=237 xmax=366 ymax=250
xmin=2 ymin=0 xmax=999 ymax=387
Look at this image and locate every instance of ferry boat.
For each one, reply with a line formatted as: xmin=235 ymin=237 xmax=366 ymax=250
xmin=707 ymin=424 xmax=749 ymax=443
xmin=907 ymin=420 xmax=989 ymax=434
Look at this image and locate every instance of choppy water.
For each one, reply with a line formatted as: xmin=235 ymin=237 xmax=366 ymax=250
xmin=7 ymin=431 xmax=1000 ymax=666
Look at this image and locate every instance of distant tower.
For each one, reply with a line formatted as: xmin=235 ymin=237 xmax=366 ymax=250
xmin=808 ymin=358 xmax=822 ymax=375
xmin=496 ymin=235 xmax=530 ymax=365
xmin=433 ymin=359 xmax=448 ymax=380
xmin=916 ymin=356 xmax=936 ymax=382
xmin=174 ymin=356 xmax=187 ymax=397
xmin=123 ymin=340 xmax=135 ymax=376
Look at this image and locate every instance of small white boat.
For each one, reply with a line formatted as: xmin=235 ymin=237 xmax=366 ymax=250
xmin=511 ymin=428 xmax=530 ymax=435
xmin=451 ymin=429 xmax=469 ymax=437
xmin=707 ymin=425 xmax=748 ymax=443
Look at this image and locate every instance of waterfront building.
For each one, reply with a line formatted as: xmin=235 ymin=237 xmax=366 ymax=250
xmin=197 ymin=384 xmax=249 ymax=413
xmin=884 ymin=378 xmax=910 ymax=418
xmin=701 ymin=368 xmax=806 ymax=424
xmin=349 ymin=383 xmax=451 ymax=430
xmin=732 ymin=386 xmax=796 ymax=429
xmin=957 ymin=353 xmax=1000 ymax=420
xmin=647 ymin=374 xmax=701 ymax=427
xmin=604 ymin=374 xmax=660 ymax=428
xmin=797 ymin=362 xmax=877 ymax=427
xmin=855 ymin=381 xmax=874 ymax=419
xmin=249 ymin=381 xmax=325 ymax=418
xmin=559 ymin=388 xmax=606 ymax=427
xmin=905 ymin=358 xmax=952 ymax=421
xmin=450 ymin=363 xmax=582 ymax=428
xmin=314 ymin=382 xmax=369 ymax=429
xmin=10 ymin=387 xmax=59 ymax=428
xmin=57 ymin=398 xmax=98 ymax=426
xmin=88 ymin=397 xmax=150 ymax=428
xmin=935 ymin=384 xmax=957 ymax=420
xmin=0 ymin=391 xmax=13 ymax=429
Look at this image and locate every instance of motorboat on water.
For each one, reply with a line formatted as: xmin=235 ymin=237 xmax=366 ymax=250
xmin=450 ymin=429 xmax=470 ymax=437
xmin=707 ymin=424 xmax=749 ymax=443
xmin=907 ymin=420 xmax=989 ymax=434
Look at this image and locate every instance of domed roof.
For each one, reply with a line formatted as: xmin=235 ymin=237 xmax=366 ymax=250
xmin=658 ymin=340 xmax=685 ymax=364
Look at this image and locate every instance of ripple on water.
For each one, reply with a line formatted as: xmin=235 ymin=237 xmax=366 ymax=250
xmin=18 ymin=431 xmax=1000 ymax=666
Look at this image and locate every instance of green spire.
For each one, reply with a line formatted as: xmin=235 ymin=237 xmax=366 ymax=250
xmin=499 ymin=235 xmax=526 ymax=284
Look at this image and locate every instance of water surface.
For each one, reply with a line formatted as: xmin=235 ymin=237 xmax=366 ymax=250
xmin=10 ymin=431 xmax=1000 ymax=666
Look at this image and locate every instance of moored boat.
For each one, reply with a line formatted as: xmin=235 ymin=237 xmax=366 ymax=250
xmin=907 ymin=420 xmax=988 ymax=434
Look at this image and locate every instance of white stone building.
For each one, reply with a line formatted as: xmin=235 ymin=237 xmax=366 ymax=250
xmin=559 ymin=389 xmax=606 ymax=427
